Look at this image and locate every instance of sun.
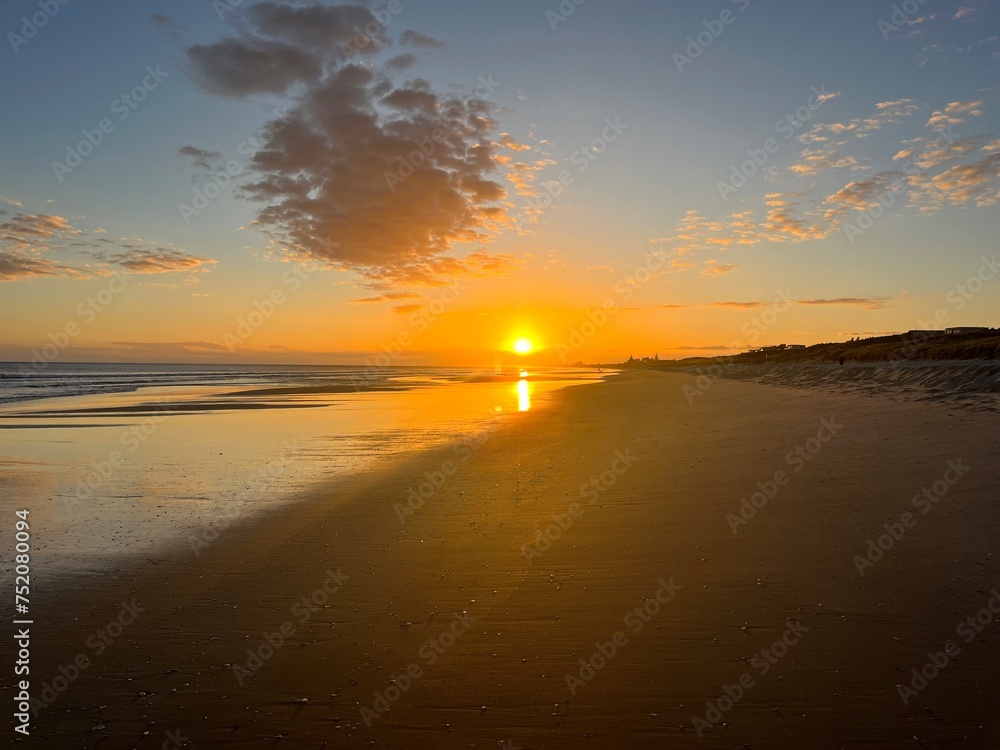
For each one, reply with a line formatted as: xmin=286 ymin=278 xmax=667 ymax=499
xmin=512 ymin=338 xmax=534 ymax=355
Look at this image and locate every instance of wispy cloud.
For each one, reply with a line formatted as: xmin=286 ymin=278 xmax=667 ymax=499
xmin=700 ymin=264 xmax=740 ymax=276
xmin=351 ymin=291 xmax=422 ymax=304
xmin=796 ymin=297 xmax=890 ymax=310
xmin=799 ymin=99 xmax=920 ymax=144
xmin=0 ymin=202 xmax=215 ymax=282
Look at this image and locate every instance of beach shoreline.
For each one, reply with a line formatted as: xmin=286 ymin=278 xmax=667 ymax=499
xmin=9 ymin=370 xmax=1000 ymax=748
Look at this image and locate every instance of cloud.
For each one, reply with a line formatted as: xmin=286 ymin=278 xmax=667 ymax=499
xmin=954 ymin=1 xmax=982 ymax=20
xmin=177 ymin=145 xmax=222 ymax=170
xmin=0 ymin=213 xmax=81 ymax=245
xmin=655 ymin=198 xmax=837 ymax=263
xmin=713 ymin=301 xmax=764 ymax=309
xmin=788 ymin=147 xmax=863 ymax=176
xmin=188 ymin=37 xmax=322 ymax=97
xmin=825 ymin=171 xmax=907 ymax=211
xmin=0 ymin=250 xmax=90 ymax=281
xmin=666 ymin=345 xmax=732 ymax=351
xmin=150 ymin=13 xmax=180 ymax=40
xmin=352 ymin=291 xmax=422 ymax=304
xmin=111 ymin=341 xmax=230 ymax=353
xmin=0 ymin=201 xmax=217 ymax=281
xmin=392 ymin=303 xmax=424 ymax=314
xmin=399 ymin=30 xmax=445 ymax=48
xmin=908 ymin=135 xmax=985 ymax=170
xmin=762 ymin=193 xmax=837 ymax=240
xmin=498 ymin=133 xmax=532 ymax=152
xmin=797 ymin=297 xmax=889 ymax=310
xmin=507 ymin=159 xmax=555 ymax=197
xmin=701 ymin=264 xmax=740 ymax=276
xmin=187 ymin=1 xmax=396 ymax=98
xmin=799 ymin=99 xmax=920 ymax=144
xmin=385 ymin=53 xmax=418 ymax=70
xmin=97 ymin=249 xmax=217 ymax=274
xmin=926 ymin=99 xmax=984 ymax=130
xmin=184 ymin=2 xmax=517 ymax=288
xmin=915 ymin=151 xmax=1000 ymax=207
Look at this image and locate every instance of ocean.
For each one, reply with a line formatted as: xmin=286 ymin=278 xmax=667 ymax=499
xmin=0 ymin=362 xmax=602 ymax=585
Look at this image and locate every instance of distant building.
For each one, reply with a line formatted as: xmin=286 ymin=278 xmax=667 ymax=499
xmin=787 ymin=344 xmax=806 ymax=350
xmin=945 ymin=326 xmax=989 ymax=335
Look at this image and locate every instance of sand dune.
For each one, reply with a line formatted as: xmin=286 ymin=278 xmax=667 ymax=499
xmin=681 ymin=360 xmax=1000 ymax=411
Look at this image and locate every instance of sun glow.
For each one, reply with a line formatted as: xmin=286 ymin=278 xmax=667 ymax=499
xmin=512 ymin=338 xmax=533 ymax=355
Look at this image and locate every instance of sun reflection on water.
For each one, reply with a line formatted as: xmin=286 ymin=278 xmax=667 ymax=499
xmin=516 ymin=378 xmax=531 ymax=412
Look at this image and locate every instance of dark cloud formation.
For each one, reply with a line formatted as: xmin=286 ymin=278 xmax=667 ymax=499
xmin=178 ymin=145 xmax=222 ymax=170
xmin=385 ymin=53 xmax=418 ymax=70
xmin=399 ymin=30 xmax=446 ymax=49
xmin=150 ymin=13 xmax=180 ymax=41
xmin=188 ymin=37 xmax=322 ymax=97
xmin=185 ymin=2 xmax=513 ymax=287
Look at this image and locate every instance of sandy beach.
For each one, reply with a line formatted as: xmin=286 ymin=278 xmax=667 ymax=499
xmin=10 ymin=370 xmax=1000 ymax=749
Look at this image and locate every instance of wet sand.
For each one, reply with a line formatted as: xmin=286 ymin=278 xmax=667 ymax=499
xmin=12 ymin=370 xmax=1000 ymax=748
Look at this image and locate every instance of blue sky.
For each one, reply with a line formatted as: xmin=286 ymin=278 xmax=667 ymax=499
xmin=1 ymin=0 xmax=998 ymax=363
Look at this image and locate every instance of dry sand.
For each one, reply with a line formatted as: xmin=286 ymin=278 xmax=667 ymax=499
xmin=12 ymin=370 xmax=1000 ymax=748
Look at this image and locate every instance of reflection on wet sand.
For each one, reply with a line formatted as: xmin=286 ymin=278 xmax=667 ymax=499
xmin=0 ymin=368 xmax=602 ymax=584
xmin=517 ymin=378 xmax=531 ymax=412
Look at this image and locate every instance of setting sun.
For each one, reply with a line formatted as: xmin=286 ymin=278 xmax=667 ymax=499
xmin=512 ymin=338 xmax=534 ymax=355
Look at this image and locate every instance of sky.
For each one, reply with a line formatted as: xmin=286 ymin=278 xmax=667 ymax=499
xmin=1 ymin=0 xmax=998 ymax=367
